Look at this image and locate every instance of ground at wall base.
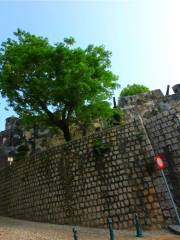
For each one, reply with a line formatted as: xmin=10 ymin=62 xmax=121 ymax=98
xmin=0 ymin=216 xmax=179 ymax=240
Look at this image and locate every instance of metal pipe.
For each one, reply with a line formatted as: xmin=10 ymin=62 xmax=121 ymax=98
xmin=161 ymin=170 xmax=180 ymax=224
xmin=107 ymin=218 xmax=115 ymax=240
xmin=134 ymin=214 xmax=143 ymax=237
xmin=72 ymin=226 xmax=78 ymax=240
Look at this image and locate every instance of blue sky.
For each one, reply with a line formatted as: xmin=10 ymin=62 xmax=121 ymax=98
xmin=0 ymin=0 xmax=180 ymax=130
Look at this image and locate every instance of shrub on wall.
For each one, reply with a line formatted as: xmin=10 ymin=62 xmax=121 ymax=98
xmin=93 ymin=139 xmax=111 ymax=158
xmin=120 ymin=84 xmax=150 ymax=97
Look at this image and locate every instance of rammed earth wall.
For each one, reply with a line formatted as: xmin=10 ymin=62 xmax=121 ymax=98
xmin=0 ymin=106 xmax=179 ymax=229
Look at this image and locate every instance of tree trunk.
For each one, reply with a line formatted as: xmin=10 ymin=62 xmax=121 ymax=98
xmin=61 ymin=122 xmax=71 ymax=142
xmin=46 ymin=114 xmax=72 ymax=142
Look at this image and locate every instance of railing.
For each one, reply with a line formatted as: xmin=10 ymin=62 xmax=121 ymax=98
xmin=72 ymin=215 xmax=143 ymax=240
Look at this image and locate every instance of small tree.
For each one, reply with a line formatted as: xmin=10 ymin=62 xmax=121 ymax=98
xmin=109 ymin=108 xmax=125 ymax=126
xmin=120 ymin=84 xmax=150 ymax=97
xmin=0 ymin=29 xmax=119 ymax=141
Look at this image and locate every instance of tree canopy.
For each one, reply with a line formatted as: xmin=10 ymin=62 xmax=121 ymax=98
xmin=120 ymin=84 xmax=150 ymax=97
xmin=0 ymin=29 xmax=119 ymax=141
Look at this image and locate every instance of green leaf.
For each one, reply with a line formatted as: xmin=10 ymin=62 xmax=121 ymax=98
xmin=0 ymin=29 xmax=119 ymax=141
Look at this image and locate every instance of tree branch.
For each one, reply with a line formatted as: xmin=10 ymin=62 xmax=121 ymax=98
xmin=66 ymin=106 xmax=74 ymax=122
xmin=39 ymin=100 xmax=61 ymax=126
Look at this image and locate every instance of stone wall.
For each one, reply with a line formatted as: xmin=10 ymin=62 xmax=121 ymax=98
xmin=0 ymin=106 xmax=179 ymax=229
xmin=118 ymin=84 xmax=180 ymax=121
xmin=118 ymin=89 xmax=164 ymax=121
xmin=145 ymin=105 xmax=180 ymax=224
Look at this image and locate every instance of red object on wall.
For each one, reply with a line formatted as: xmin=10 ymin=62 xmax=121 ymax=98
xmin=154 ymin=154 xmax=166 ymax=170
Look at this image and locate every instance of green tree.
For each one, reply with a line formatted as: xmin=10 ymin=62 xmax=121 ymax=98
xmin=120 ymin=84 xmax=150 ymax=97
xmin=75 ymin=100 xmax=113 ymax=136
xmin=0 ymin=29 xmax=119 ymax=141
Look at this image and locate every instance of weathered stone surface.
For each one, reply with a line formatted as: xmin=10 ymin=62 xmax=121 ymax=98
xmin=0 ymin=105 xmax=179 ymax=230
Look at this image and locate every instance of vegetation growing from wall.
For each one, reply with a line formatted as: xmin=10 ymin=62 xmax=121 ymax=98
xmin=120 ymin=84 xmax=150 ymax=97
xmin=93 ymin=138 xmax=111 ymax=159
xmin=109 ymin=108 xmax=125 ymax=126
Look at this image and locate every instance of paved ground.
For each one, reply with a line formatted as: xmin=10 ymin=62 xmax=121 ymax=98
xmin=0 ymin=216 xmax=179 ymax=240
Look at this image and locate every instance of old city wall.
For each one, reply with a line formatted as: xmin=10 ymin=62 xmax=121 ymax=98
xmin=144 ymin=106 xmax=180 ymax=224
xmin=0 ymin=106 xmax=179 ymax=229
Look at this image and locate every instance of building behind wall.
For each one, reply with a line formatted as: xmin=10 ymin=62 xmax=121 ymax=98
xmin=0 ymin=117 xmax=23 ymax=168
